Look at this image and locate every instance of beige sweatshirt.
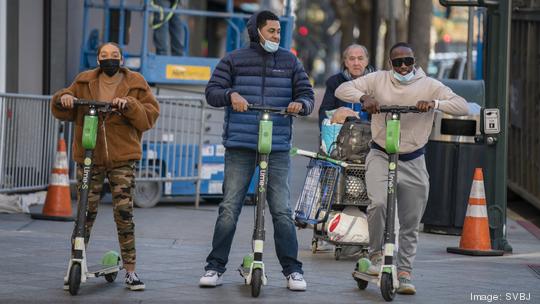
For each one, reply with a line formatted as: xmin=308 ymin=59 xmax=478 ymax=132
xmin=335 ymin=68 xmax=469 ymax=153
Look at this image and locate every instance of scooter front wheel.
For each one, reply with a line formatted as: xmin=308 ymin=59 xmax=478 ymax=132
xmin=68 ymin=263 xmax=82 ymax=295
xmin=251 ymin=268 xmax=263 ymax=297
xmin=380 ymin=272 xmax=395 ymax=301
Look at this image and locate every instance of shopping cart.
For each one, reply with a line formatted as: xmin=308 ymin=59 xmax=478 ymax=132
xmin=293 ymin=149 xmax=371 ymax=260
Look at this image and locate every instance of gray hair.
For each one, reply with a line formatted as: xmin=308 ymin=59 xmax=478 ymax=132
xmin=342 ymin=44 xmax=369 ymax=60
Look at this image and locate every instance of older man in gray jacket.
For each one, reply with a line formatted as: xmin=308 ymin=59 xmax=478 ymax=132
xmin=335 ymin=42 xmax=468 ymax=295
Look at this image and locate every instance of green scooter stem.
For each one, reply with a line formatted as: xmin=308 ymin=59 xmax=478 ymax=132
xmin=82 ymin=115 xmax=98 ymax=150
xmin=258 ymin=120 xmax=272 ymax=154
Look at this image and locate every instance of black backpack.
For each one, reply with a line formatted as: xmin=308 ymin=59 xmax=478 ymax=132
xmin=330 ymin=117 xmax=371 ymax=162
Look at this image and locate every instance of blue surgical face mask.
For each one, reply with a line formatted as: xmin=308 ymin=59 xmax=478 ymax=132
xmin=258 ymin=29 xmax=279 ymax=53
xmin=392 ymin=69 xmax=415 ymax=83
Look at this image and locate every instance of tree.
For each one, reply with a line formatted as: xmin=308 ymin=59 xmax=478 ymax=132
xmin=329 ymin=0 xmax=373 ymax=56
xmin=408 ymin=0 xmax=433 ymax=71
xmin=329 ymin=0 xmax=434 ymax=71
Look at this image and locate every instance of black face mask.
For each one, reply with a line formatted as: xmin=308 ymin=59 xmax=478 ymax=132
xmin=99 ymin=59 xmax=121 ymax=77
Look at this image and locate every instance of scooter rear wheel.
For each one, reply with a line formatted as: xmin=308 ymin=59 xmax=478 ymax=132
xmin=105 ymin=272 xmax=118 ymax=283
xmin=380 ymin=272 xmax=395 ymax=301
xmin=355 ymin=278 xmax=368 ymax=290
xmin=251 ymin=268 xmax=263 ymax=297
xmin=68 ymin=263 xmax=82 ymax=295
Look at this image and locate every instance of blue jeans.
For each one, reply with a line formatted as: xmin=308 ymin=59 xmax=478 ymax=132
xmin=205 ymin=148 xmax=303 ymax=276
xmin=153 ymin=0 xmax=183 ymax=56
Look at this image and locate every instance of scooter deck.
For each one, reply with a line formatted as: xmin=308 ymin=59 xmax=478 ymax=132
xmin=352 ymin=270 xmax=379 ymax=284
xmin=238 ymin=266 xmax=249 ymax=279
xmin=87 ymin=264 xmax=121 ymax=278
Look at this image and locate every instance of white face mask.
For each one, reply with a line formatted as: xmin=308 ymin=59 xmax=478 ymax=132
xmin=392 ymin=70 xmax=415 ymax=83
xmin=258 ymin=29 xmax=279 ymax=53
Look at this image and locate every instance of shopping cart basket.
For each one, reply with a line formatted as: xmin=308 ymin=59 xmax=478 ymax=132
xmin=294 ymin=159 xmax=341 ymax=227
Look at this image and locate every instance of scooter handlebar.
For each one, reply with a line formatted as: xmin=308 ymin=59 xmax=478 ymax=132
xmin=247 ymin=105 xmax=295 ymax=116
xmin=56 ymin=99 xmax=120 ymax=111
xmin=73 ymin=99 xmax=113 ymax=108
xmin=378 ymin=105 xmax=421 ymax=113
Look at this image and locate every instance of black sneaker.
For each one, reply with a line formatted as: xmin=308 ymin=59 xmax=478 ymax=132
xmin=125 ymin=272 xmax=145 ymax=291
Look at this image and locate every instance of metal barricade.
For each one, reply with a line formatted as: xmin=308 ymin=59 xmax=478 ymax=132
xmin=0 ymin=93 xmax=206 ymax=207
xmin=136 ymin=96 xmax=206 ymax=207
xmin=0 ymin=93 xmax=58 ymax=193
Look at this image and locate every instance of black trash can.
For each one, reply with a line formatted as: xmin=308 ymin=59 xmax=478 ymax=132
xmin=421 ymin=103 xmax=486 ymax=235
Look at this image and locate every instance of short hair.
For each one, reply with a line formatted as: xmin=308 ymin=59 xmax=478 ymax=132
xmin=389 ymin=42 xmax=413 ymax=56
xmin=97 ymin=42 xmax=123 ymax=58
xmin=256 ymin=10 xmax=279 ymax=29
xmin=342 ymin=44 xmax=369 ymax=60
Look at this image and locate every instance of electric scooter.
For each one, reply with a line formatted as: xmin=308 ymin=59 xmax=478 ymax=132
xmin=352 ymin=105 xmax=421 ymax=302
xmin=62 ymin=100 xmax=122 ymax=295
xmin=238 ymin=105 xmax=296 ymax=298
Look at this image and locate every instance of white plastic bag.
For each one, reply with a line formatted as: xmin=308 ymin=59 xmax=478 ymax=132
xmin=326 ymin=207 xmax=369 ymax=243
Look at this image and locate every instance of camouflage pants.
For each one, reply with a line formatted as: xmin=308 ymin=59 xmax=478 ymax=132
xmin=74 ymin=161 xmax=137 ymax=265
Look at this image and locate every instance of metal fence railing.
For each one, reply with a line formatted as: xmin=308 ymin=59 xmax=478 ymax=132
xmin=508 ymin=11 xmax=540 ymax=210
xmin=0 ymin=93 xmax=58 ymax=193
xmin=0 ymin=93 xmax=206 ymax=207
xmin=138 ymin=96 xmax=206 ymax=207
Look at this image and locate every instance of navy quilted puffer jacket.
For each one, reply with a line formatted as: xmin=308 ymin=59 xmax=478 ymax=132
xmin=205 ymin=12 xmax=314 ymax=152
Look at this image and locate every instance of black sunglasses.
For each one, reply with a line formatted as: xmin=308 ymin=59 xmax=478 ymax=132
xmin=391 ymin=57 xmax=415 ymax=67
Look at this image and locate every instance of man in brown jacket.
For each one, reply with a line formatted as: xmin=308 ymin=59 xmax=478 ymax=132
xmin=51 ymin=42 xmax=159 ymax=291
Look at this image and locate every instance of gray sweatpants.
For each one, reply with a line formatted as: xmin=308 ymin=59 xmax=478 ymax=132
xmin=365 ymin=149 xmax=429 ymax=274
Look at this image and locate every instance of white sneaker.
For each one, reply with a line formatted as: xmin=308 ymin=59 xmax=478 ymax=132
xmin=366 ymin=253 xmax=382 ymax=276
xmin=286 ymin=272 xmax=307 ymax=291
xmin=199 ymin=270 xmax=223 ymax=287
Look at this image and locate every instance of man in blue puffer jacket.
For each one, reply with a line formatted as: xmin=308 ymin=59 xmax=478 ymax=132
xmin=199 ymin=10 xmax=314 ymax=291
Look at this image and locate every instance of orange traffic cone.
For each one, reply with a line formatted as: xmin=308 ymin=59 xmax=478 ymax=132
xmin=31 ymin=138 xmax=74 ymax=221
xmin=447 ymin=168 xmax=503 ymax=256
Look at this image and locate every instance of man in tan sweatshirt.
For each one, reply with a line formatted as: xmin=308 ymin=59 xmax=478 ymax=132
xmin=335 ymin=42 xmax=468 ymax=295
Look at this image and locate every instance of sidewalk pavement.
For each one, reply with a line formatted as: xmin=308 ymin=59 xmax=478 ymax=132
xmin=0 ymin=201 xmax=539 ymax=304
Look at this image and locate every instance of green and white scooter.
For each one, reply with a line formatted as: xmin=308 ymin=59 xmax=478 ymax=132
xmin=63 ymin=100 xmax=122 ymax=295
xmin=352 ymin=105 xmax=421 ymax=302
xmin=238 ymin=105 xmax=296 ymax=297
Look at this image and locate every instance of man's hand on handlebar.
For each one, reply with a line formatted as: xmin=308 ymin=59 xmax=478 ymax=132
xmin=287 ymin=102 xmax=303 ymax=114
xmin=231 ymin=92 xmax=249 ymax=112
xmin=416 ymin=100 xmax=435 ymax=112
xmin=360 ymin=95 xmax=380 ymax=114
xmin=59 ymin=94 xmax=77 ymax=109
